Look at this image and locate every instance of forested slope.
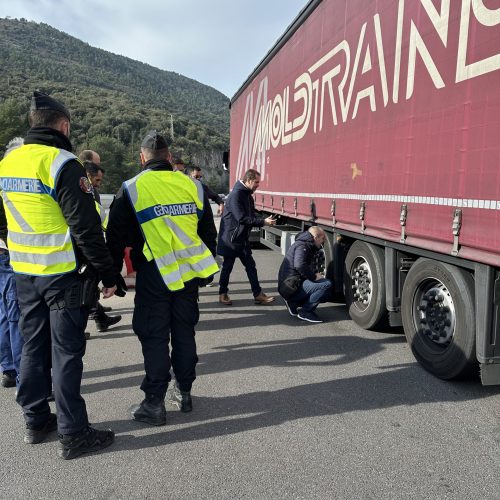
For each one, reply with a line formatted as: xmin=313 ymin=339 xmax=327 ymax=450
xmin=0 ymin=18 xmax=229 ymax=192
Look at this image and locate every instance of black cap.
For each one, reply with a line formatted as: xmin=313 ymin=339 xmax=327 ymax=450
xmin=30 ymin=91 xmax=70 ymax=121
xmin=141 ymin=130 xmax=168 ymax=150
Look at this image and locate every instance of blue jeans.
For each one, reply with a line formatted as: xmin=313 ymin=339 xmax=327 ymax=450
xmin=0 ymin=252 xmax=22 ymax=380
xmin=218 ymin=246 xmax=262 ymax=297
xmin=291 ymin=278 xmax=332 ymax=313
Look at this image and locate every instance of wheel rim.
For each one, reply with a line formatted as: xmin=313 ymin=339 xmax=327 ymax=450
xmin=412 ymin=278 xmax=456 ymax=346
xmin=349 ymin=257 xmax=373 ymax=312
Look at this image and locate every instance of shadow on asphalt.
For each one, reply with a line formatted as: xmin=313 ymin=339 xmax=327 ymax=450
xmin=206 ymin=278 xmax=277 ymax=287
xmin=81 ymin=302 xmax=390 ymax=395
xmin=80 ymin=297 xmax=500 ymax=453
xmin=81 ymin=331 xmax=402 ymax=392
xmin=81 ymin=330 xmax=391 ymax=393
xmin=98 ymin=363 xmax=500 ymax=452
xmin=198 ymin=296 xmax=405 ymax=336
xmin=88 ymin=328 xmax=136 ymax=340
xmin=77 ymin=248 xmax=500 ymax=456
xmin=196 ymin=334 xmax=406 ymax=375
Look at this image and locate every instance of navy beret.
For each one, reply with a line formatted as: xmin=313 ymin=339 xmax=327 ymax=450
xmin=141 ymin=130 xmax=168 ymax=150
xmin=30 ymin=91 xmax=70 ymax=121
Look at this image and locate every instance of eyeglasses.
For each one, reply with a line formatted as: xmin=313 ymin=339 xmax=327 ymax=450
xmin=194 ymin=174 xmax=203 ymax=179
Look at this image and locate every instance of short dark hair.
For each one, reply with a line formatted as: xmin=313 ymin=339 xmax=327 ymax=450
xmin=28 ymin=109 xmax=67 ymax=128
xmin=141 ymin=130 xmax=168 ymax=151
xmin=83 ymin=161 xmax=104 ymax=177
xmin=141 ymin=147 xmax=169 ymax=161
xmin=184 ymin=165 xmax=201 ymax=176
xmin=242 ymin=169 xmax=261 ymax=183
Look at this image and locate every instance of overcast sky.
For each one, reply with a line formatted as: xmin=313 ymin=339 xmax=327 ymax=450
xmin=0 ymin=0 xmax=309 ymax=98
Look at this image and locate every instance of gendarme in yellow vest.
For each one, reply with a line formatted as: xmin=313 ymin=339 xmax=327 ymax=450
xmin=0 ymin=144 xmax=78 ymax=276
xmin=124 ymin=169 xmax=218 ymax=291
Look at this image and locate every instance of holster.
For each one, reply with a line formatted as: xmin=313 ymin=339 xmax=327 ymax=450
xmin=49 ymin=266 xmax=99 ymax=310
xmin=50 ymin=279 xmax=83 ymax=310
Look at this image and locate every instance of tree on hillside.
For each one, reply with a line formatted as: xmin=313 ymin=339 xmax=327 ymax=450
xmin=0 ymin=99 xmax=28 ymax=149
xmin=0 ymin=18 xmax=229 ymax=186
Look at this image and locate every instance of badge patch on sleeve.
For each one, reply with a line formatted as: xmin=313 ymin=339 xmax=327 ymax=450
xmin=79 ymin=176 xmax=93 ymax=194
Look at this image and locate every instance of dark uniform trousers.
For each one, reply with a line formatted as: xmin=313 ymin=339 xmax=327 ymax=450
xmin=133 ymin=260 xmax=199 ymax=397
xmin=15 ymin=272 xmax=89 ymax=435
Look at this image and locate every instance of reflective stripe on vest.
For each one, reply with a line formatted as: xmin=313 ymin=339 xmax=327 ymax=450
xmin=1 ymin=192 xmax=35 ymax=232
xmin=124 ymin=169 xmax=218 ymax=291
xmin=0 ymin=144 xmax=77 ymax=275
xmin=95 ymin=200 xmax=107 ymax=230
xmin=8 ymin=230 xmax=71 ymax=247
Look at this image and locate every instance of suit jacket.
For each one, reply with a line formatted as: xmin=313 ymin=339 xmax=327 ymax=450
xmin=216 ymin=180 xmax=264 ymax=256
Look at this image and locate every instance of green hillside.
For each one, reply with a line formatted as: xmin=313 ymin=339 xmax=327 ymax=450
xmin=0 ymin=17 xmax=229 ymax=193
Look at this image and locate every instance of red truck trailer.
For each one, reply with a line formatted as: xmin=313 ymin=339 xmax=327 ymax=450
xmin=228 ymin=0 xmax=500 ymax=384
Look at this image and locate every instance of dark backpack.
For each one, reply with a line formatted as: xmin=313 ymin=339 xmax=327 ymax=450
xmin=277 ymin=258 xmax=303 ymax=299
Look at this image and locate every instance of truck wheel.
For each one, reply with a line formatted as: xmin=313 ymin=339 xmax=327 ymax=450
xmin=344 ymin=241 xmax=386 ymax=329
xmin=401 ymin=258 xmax=476 ymax=380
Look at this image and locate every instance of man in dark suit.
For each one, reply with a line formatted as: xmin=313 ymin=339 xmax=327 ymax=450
xmin=217 ymin=169 xmax=276 ymax=305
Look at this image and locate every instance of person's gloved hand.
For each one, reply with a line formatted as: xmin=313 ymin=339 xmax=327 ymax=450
xmin=115 ymin=274 xmax=128 ymax=297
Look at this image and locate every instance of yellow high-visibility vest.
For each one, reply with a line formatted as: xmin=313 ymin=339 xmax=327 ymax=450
xmin=0 ymin=144 xmax=78 ymax=275
xmin=124 ymin=169 xmax=218 ymax=291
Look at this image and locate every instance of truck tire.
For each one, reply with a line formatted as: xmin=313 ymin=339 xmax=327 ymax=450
xmin=323 ymin=232 xmax=345 ymax=302
xmin=344 ymin=241 xmax=386 ymax=329
xmin=401 ymin=258 xmax=476 ymax=380
xmin=322 ymin=233 xmax=332 ymax=279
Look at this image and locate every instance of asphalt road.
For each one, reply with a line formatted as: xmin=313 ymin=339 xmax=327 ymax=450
xmin=1 ymin=245 xmax=499 ymax=499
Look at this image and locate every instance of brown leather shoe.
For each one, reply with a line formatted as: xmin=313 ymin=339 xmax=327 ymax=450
xmin=219 ymin=293 xmax=232 ymax=305
xmin=254 ymin=293 xmax=275 ymax=304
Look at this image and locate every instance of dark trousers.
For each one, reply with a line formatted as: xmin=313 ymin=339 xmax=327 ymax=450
xmin=218 ymin=246 xmax=262 ymax=297
xmin=133 ymin=261 xmax=199 ymax=396
xmin=15 ymin=272 xmax=89 ymax=435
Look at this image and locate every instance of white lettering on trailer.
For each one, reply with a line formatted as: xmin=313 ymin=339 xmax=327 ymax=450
xmin=236 ymin=0 xmax=500 ymax=179
xmin=258 ymin=190 xmax=500 ymax=211
xmin=456 ymin=0 xmax=500 ymax=82
xmin=406 ymin=0 xmax=449 ymax=99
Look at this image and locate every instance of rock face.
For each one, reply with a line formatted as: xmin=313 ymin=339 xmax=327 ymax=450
xmin=190 ymin=149 xmax=230 ymax=194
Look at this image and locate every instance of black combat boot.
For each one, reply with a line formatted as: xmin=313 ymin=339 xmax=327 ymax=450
xmin=130 ymin=394 xmax=167 ymax=425
xmin=58 ymin=425 xmax=114 ymax=460
xmin=24 ymin=413 xmax=57 ymax=444
xmin=89 ymin=302 xmax=112 ymax=320
xmin=1 ymin=370 xmax=16 ymax=388
xmin=95 ymin=314 xmax=122 ymax=332
xmin=167 ymin=383 xmax=192 ymax=413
